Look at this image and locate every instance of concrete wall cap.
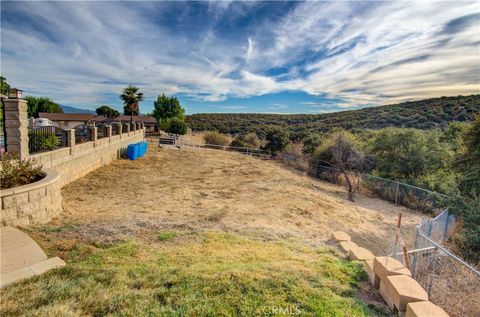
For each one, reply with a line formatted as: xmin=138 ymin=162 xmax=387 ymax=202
xmin=1 ymin=168 xmax=60 ymax=198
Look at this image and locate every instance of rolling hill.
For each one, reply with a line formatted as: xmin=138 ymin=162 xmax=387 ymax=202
xmin=61 ymin=105 xmax=95 ymax=114
xmin=186 ymin=95 xmax=480 ymax=137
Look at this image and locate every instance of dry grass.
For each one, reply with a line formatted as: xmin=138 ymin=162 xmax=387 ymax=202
xmin=1 ymin=232 xmax=388 ymax=316
xmin=57 ymin=146 xmax=423 ymax=255
xmin=0 ymin=146 xmax=416 ymax=316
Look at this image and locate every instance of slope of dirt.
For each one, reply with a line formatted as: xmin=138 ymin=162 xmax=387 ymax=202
xmin=59 ymin=146 xmax=424 ymax=254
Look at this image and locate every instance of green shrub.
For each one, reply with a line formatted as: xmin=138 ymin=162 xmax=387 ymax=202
xmin=448 ymin=196 xmax=480 ymax=264
xmin=161 ymin=117 xmax=188 ymax=135
xmin=28 ymin=130 xmax=58 ymax=152
xmin=204 ymin=131 xmax=230 ymax=146
xmin=263 ymin=127 xmax=289 ymax=154
xmin=0 ymin=154 xmax=44 ymax=189
xmin=302 ymin=133 xmax=322 ymax=155
xmin=231 ymin=132 xmax=260 ymax=148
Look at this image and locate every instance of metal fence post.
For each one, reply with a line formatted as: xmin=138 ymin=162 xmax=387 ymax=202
xmin=395 ymin=182 xmax=400 ymax=206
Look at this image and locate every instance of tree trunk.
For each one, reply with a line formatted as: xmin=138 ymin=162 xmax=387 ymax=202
xmin=344 ymin=172 xmax=354 ymax=201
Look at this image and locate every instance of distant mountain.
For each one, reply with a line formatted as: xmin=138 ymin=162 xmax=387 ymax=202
xmin=186 ymin=95 xmax=480 ymax=136
xmin=61 ymin=105 xmax=96 ymax=114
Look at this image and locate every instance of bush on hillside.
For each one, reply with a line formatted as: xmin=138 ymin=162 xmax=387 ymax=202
xmin=204 ymin=131 xmax=230 ymax=146
xmin=231 ymin=132 xmax=260 ymax=148
xmin=448 ymin=196 xmax=480 ymax=264
xmin=311 ymin=132 xmax=366 ymax=201
xmin=302 ymin=133 xmax=322 ymax=155
xmin=263 ymin=127 xmax=289 ymax=154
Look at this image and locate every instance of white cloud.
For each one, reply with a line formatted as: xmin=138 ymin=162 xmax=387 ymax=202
xmin=1 ymin=1 xmax=478 ymax=110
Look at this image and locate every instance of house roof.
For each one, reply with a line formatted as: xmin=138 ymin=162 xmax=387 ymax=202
xmin=38 ymin=112 xmax=106 ymax=122
xmin=113 ymin=115 xmax=157 ymax=124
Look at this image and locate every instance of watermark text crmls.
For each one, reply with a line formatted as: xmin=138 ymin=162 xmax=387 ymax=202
xmin=261 ymin=304 xmax=301 ymax=315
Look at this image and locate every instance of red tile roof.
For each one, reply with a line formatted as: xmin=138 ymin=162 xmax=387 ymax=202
xmin=38 ymin=112 xmax=106 ymax=122
xmin=113 ymin=115 xmax=157 ymax=124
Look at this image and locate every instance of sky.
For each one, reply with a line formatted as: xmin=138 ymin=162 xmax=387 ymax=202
xmin=1 ymin=1 xmax=479 ymax=114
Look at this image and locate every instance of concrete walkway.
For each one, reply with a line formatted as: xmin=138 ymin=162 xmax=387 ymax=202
xmin=0 ymin=226 xmax=65 ymax=288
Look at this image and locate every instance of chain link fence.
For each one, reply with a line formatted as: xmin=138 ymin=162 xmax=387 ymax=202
xmin=160 ymin=137 xmax=480 ymax=316
xmin=390 ymin=221 xmax=480 ymax=317
xmin=285 ymin=159 xmax=480 ymax=316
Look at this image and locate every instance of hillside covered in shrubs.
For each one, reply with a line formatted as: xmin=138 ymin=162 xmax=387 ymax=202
xmin=186 ymin=95 xmax=479 ymax=137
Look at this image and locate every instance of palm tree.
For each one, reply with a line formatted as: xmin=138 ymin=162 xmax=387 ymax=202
xmin=120 ymin=86 xmax=144 ymax=122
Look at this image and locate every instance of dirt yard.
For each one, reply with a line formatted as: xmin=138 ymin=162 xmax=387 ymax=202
xmin=58 ymin=145 xmax=424 ymax=255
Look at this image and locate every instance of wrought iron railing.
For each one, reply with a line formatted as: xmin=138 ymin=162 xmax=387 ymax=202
xmin=96 ymin=123 xmax=109 ymax=139
xmin=111 ymin=123 xmax=120 ymax=136
xmin=28 ymin=125 xmax=68 ymax=154
xmin=74 ymin=124 xmax=92 ymax=144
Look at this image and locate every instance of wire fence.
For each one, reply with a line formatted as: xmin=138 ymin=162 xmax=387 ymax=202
xmin=162 ymin=138 xmax=479 ymax=316
xmin=306 ymin=161 xmax=479 ymax=316
xmin=308 ymin=161 xmax=448 ymax=213
xmin=390 ymin=221 xmax=480 ymax=317
xmin=175 ymin=137 xmax=273 ymax=159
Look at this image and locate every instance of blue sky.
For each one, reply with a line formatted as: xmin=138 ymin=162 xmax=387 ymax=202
xmin=1 ymin=1 xmax=479 ymax=114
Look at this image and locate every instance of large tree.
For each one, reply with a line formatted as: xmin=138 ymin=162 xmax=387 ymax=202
xmin=367 ymin=128 xmax=450 ymax=181
xmin=120 ymin=86 xmax=144 ymax=122
xmin=152 ymin=94 xmax=185 ymax=121
xmin=96 ymin=105 xmax=120 ymax=118
xmin=1 ymin=75 xmax=10 ymax=95
xmin=25 ymin=96 xmax=64 ymax=118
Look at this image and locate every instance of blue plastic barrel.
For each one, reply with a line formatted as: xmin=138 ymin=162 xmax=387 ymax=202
xmin=138 ymin=141 xmax=147 ymax=157
xmin=127 ymin=144 xmax=139 ymax=160
xmin=137 ymin=142 xmax=143 ymax=157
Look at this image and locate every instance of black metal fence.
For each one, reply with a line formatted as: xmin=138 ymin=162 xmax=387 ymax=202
xmin=28 ymin=125 xmax=68 ymax=154
xmin=74 ymin=124 xmax=91 ymax=144
xmin=96 ymin=123 xmax=108 ymax=139
xmin=111 ymin=123 xmax=120 ymax=136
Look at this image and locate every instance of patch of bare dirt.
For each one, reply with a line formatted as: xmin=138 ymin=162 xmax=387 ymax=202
xmin=58 ymin=146 xmax=425 ymax=254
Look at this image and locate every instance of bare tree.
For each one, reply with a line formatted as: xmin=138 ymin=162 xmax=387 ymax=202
xmin=330 ymin=134 xmax=366 ymax=201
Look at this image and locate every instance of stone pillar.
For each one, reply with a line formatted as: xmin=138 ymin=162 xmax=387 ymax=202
xmin=116 ymin=124 xmax=122 ymax=135
xmin=66 ymin=129 xmax=75 ymax=148
xmin=4 ymin=98 xmax=29 ymax=160
xmin=106 ymin=125 xmax=112 ymax=138
xmin=126 ymin=123 xmax=130 ymax=135
xmin=92 ymin=126 xmax=98 ymax=144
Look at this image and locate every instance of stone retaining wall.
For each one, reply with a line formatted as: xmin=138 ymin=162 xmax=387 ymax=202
xmin=31 ymin=129 xmax=144 ymax=186
xmin=1 ymin=129 xmax=145 ymax=226
xmin=1 ymin=169 xmax=62 ymax=226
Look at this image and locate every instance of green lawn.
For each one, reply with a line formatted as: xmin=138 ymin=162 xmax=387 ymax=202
xmin=1 ymin=231 xmax=386 ymax=316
